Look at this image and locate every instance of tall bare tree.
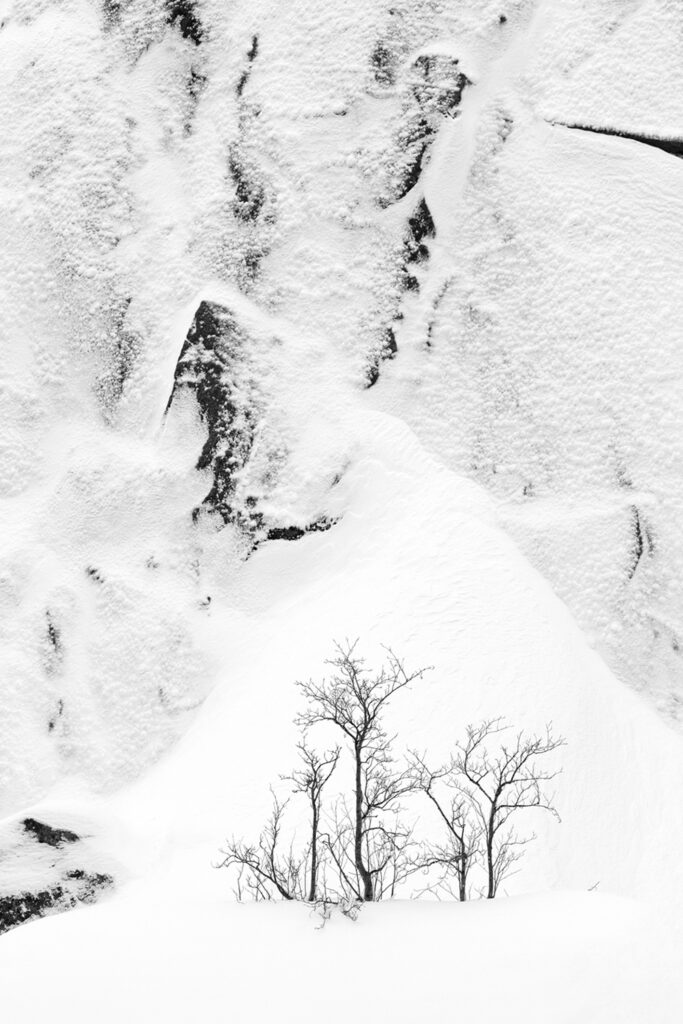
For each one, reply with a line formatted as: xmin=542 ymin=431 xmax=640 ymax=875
xmin=452 ymin=720 xmax=565 ymax=898
xmin=409 ymin=752 xmax=483 ymax=901
xmin=295 ymin=640 xmax=429 ymax=901
xmin=282 ymin=742 xmax=340 ymax=902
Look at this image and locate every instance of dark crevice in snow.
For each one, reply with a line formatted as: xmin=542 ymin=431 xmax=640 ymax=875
xmin=627 ymin=506 xmax=654 ymax=579
xmin=237 ymin=37 xmax=259 ymax=97
xmin=365 ymin=327 xmax=397 ymax=388
xmin=166 ymin=0 xmax=203 ymax=46
xmin=96 ymin=297 xmax=140 ymax=414
xmin=554 ymin=122 xmax=683 ymax=157
xmin=185 ymin=65 xmax=208 ymax=132
xmin=379 ymin=58 xmax=470 ymax=207
xmin=366 ymin=196 xmax=433 ymax=388
xmin=390 ymin=133 xmax=429 ymax=204
xmin=22 ymin=819 xmax=80 ymax=847
xmin=48 ymin=698 xmax=64 ymax=733
xmin=402 ymin=196 xmax=435 ymax=291
xmin=229 ymin=149 xmax=266 ymax=224
xmin=45 ymin=611 xmax=62 ymax=652
xmin=166 ymin=301 xmax=257 ymax=527
xmin=44 ymin=611 xmax=64 ymax=678
xmin=371 ymin=40 xmax=398 ymax=88
xmin=236 ymin=71 xmax=249 ymax=97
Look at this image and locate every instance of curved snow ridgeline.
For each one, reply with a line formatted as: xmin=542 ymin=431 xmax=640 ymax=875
xmin=1 ymin=0 xmax=683 ymax=1020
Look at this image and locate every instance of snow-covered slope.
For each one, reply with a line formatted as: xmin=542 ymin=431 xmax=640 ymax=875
xmin=2 ymin=0 xmax=683 ymax=1019
xmin=4 ymin=410 xmax=683 ymax=1019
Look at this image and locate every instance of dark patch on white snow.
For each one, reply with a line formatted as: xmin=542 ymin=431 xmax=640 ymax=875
xmin=554 ymin=122 xmax=683 ymax=158
xmin=0 ymin=870 xmax=113 ymax=935
xmin=96 ymin=296 xmax=140 ymax=413
xmin=237 ymin=35 xmax=260 ymax=96
xmin=229 ymin=149 xmax=266 ymax=223
xmin=627 ymin=506 xmax=654 ymax=579
xmin=266 ymin=516 xmax=338 ymax=542
xmin=22 ymin=818 xmax=80 ymax=847
xmin=379 ymin=58 xmax=470 ymax=206
xmin=401 ymin=196 xmax=435 ymax=291
xmin=48 ymin=698 xmax=64 ymax=733
xmin=371 ymin=40 xmax=397 ymax=87
xmin=167 ymin=0 xmax=203 ymax=46
xmin=391 ymin=128 xmax=430 ymax=204
xmin=166 ymin=301 xmax=257 ymax=527
xmin=365 ymin=327 xmax=398 ymax=388
xmin=412 ymin=54 xmax=470 ymax=118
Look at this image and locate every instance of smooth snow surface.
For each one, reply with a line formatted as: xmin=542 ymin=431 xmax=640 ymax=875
xmin=2 ymin=0 xmax=683 ymax=1020
xmin=2 ymin=893 xmax=682 ymax=1024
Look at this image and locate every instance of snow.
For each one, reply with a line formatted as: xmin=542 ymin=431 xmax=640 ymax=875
xmin=2 ymin=0 xmax=683 ymax=1019
xmin=2 ymin=890 xmax=681 ymax=1024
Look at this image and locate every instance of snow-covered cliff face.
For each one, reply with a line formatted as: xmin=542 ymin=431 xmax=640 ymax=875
xmin=1 ymin=0 xmax=682 ymax=818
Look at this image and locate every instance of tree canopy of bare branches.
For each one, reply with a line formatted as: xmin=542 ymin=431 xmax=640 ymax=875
xmin=218 ymin=643 xmax=565 ymax=907
xmin=217 ymin=790 xmax=305 ymax=901
xmin=446 ymin=719 xmax=565 ymax=898
xmin=281 ymin=743 xmax=340 ymax=902
xmin=295 ymin=640 xmax=430 ymax=901
xmin=409 ymin=753 xmax=483 ymax=901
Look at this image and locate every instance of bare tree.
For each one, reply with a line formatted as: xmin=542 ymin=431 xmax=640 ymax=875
xmin=295 ymin=640 xmax=429 ymax=901
xmin=452 ymin=720 xmax=565 ymax=898
xmin=321 ymin=795 xmax=420 ymax=902
xmin=217 ymin=790 xmax=306 ymax=901
xmin=282 ymin=742 xmax=340 ymax=902
xmin=409 ymin=752 xmax=483 ymax=901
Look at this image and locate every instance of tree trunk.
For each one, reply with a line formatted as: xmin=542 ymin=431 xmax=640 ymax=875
xmin=354 ymin=742 xmax=374 ymax=900
xmin=486 ymin=808 xmax=496 ymax=898
xmin=308 ymin=803 xmax=318 ymax=902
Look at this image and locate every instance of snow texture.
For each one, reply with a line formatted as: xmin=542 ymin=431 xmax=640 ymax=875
xmin=1 ymin=0 xmax=683 ymax=1019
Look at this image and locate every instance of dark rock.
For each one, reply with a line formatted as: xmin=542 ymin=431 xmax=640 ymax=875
xmin=266 ymin=517 xmax=338 ymax=542
xmin=555 ymin=122 xmax=683 ymax=157
xmin=22 ymin=818 xmax=80 ymax=847
xmin=0 ymin=871 xmax=113 ymax=935
xmin=247 ymin=35 xmax=259 ymax=62
xmin=229 ymin=150 xmax=266 ymax=223
xmin=371 ymin=40 xmax=397 ymax=87
xmin=166 ymin=301 xmax=256 ymax=526
xmin=167 ymin=0 xmax=203 ymax=46
xmin=627 ymin=506 xmax=655 ymax=579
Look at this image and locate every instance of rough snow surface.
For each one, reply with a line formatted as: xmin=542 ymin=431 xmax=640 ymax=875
xmin=2 ymin=0 xmax=683 ymax=1019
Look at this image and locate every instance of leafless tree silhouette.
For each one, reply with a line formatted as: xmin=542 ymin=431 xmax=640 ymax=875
xmin=295 ymin=640 xmax=430 ymax=901
xmin=281 ymin=742 xmax=340 ymax=902
xmin=218 ymin=789 xmax=306 ymax=901
xmin=451 ymin=720 xmax=565 ymax=898
xmin=409 ymin=752 xmax=483 ymax=901
xmin=218 ymin=646 xmax=565 ymax=906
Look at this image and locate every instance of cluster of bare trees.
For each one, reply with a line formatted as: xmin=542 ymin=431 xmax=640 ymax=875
xmin=218 ymin=641 xmax=565 ymax=904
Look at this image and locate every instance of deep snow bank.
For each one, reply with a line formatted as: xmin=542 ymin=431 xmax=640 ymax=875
xmin=1 ymin=890 xmax=680 ymax=1024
